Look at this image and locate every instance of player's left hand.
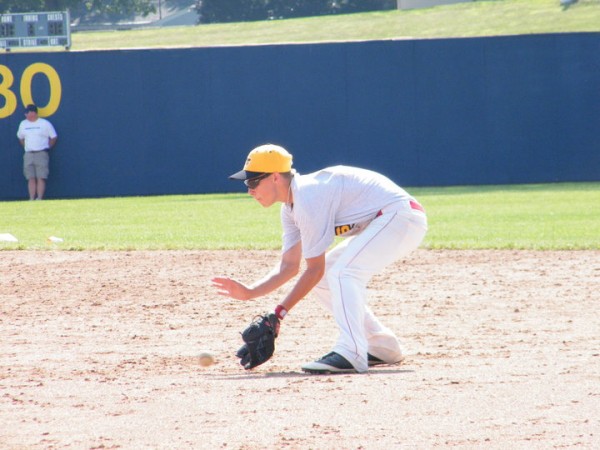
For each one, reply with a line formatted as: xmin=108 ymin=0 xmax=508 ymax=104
xmin=237 ymin=313 xmax=280 ymax=370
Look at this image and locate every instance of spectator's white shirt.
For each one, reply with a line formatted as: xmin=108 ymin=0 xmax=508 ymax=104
xmin=17 ymin=118 xmax=57 ymax=152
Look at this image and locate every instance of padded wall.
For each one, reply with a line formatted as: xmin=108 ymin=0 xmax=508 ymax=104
xmin=1 ymin=33 xmax=598 ymax=199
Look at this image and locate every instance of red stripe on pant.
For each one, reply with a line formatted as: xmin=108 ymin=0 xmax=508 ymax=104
xmin=376 ymin=200 xmax=425 ymax=217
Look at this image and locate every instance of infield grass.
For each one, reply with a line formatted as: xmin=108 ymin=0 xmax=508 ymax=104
xmin=1 ymin=183 xmax=598 ymax=251
xmin=22 ymin=0 xmax=598 ymax=52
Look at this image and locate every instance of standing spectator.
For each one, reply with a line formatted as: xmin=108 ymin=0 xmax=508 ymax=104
xmin=17 ymin=104 xmax=58 ymax=200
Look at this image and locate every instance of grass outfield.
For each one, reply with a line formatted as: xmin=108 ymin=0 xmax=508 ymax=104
xmin=50 ymin=0 xmax=599 ymax=52
xmin=1 ymin=182 xmax=598 ymax=251
xmin=5 ymin=4 xmax=597 ymax=252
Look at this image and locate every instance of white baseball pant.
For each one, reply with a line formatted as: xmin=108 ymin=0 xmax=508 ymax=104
xmin=312 ymin=200 xmax=428 ymax=373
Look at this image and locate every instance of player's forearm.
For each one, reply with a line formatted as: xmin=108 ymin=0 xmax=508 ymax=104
xmin=248 ymin=243 xmax=301 ymax=298
xmin=280 ymin=264 xmax=324 ymax=313
xmin=249 ymin=263 xmax=298 ymax=298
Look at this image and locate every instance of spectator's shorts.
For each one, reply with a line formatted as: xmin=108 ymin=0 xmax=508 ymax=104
xmin=23 ymin=151 xmax=49 ymax=180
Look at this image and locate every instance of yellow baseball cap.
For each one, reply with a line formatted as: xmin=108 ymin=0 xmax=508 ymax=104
xmin=229 ymin=144 xmax=293 ymax=180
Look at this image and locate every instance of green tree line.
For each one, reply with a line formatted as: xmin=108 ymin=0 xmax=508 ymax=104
xmin=0 ymin=0 xmax=396 ymax=24
xmin=0 ymin=0 xmax=156 ymax=22
xmin=196 ymin=0 xmax=396 ymax=23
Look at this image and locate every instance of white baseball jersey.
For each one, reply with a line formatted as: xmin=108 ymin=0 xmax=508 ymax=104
xmin=281 ymin=165 xmax=413 ymax=258
xmin=281 ymin=165 xmax=428 ymax=372
xmin=17 ymin=118 xmax=57 ymax=152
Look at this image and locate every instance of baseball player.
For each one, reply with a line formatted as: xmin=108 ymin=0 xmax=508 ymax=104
xmin=212 ymin=144 xmax=427 ymax=373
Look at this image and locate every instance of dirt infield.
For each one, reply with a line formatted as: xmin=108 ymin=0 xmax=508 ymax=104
xmin=1 ymin=250 xmax=598 ymax=449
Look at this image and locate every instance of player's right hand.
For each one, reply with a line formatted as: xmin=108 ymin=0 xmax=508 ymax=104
xmin=211 ymin=276 xmax=252 ymax=300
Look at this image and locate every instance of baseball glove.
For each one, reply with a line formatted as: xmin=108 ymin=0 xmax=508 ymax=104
xmin=236 ymin=313 xmax=280 ymax=370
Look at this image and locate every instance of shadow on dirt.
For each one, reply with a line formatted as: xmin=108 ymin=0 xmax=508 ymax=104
xmin=210 ymin=368 xmax=415 ymax=380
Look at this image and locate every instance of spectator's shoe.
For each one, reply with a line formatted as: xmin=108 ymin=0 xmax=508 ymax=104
xmin=367 ymin=353 xmax=386 ymax=367
xmin=301 ymin=352 xmax=356 ymax=374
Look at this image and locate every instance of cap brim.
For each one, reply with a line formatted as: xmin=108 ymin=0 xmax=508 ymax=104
xmin=228 ymin=170 xmax=264 ymax=181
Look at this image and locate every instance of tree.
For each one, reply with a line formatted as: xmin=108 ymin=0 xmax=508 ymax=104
xmin=0 ymin=1 xmax=77 ymax=13
xmin=196 ymin=0 xmax=267 ymax=23
xmin=195 ymin=0 xmax=396 ymax=24
xmin=0 ymin=0 xmax=156 ymax=21
xmin=340 ymin=1 xmax=396 ymax=14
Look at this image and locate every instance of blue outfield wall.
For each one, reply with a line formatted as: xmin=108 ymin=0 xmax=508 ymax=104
xmin=0 ymin=33 xmax=598 ymax=200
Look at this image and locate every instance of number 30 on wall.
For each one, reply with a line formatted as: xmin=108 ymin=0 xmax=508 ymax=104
xmin=0 ymin=63 xmax=62 ymax=119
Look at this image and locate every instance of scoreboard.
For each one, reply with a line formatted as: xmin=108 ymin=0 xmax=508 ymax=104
xmin=0 ymin=11 xmax=71 ymax=51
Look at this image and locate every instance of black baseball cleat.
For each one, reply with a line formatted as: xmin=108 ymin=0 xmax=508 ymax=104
xmin=367 ymin=353 xmax=386 ymax=367
xmin=301 ymin=352 xmax=356 ymax=374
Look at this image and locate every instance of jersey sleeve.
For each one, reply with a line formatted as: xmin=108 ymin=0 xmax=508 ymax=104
xmin=280 ymin=205 xmax=301 ymax=254
xmin=297 ymin=202 xmax=335 ymax=259
xmin=281 ymin=200 xmax=335 ymax=259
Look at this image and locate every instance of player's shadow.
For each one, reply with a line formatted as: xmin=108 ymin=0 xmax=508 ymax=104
xmin=211 ymin=368 xmax=414 ymax=380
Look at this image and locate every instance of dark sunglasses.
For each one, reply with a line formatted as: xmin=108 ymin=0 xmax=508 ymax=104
xmin=244 ymin=173 xmax=271 ymax=189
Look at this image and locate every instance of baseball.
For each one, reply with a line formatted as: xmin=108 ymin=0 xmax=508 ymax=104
xmin=198 ymin=351 xmax=216 ymax=367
